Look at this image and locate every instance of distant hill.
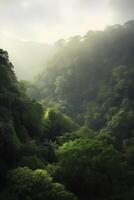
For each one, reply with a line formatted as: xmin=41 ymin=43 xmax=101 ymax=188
xmin=0 ymin=34 xmax=52 ymax=80
xmin=28 ymin=20 xmax=134 ymax=124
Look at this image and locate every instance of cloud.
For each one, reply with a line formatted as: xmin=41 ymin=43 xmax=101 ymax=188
xmin=109 ymin=0 xmax=134 ymax=22
xmin=0 ymin=0 xmax=61 ymax=24
xmin=0 ymin=0 xmax=133 ymax=43
xmin=0 ymin=0 xmax=63 ymax=41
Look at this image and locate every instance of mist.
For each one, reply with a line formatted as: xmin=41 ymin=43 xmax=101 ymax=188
xmin=0 ymin=34 xmax=52 ymax=80
xmin=0 ymin=0 xmax=134 ymax=80
xmin=1 ymin=1 xmax=134 ymax=200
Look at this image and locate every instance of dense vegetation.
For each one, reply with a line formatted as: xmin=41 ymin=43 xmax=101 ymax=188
xmin=1 ymin=20 xmax=134 ymax=200
xmin=0 ymin=49 xmax=78 ymax=200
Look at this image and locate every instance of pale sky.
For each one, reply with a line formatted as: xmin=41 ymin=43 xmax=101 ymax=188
xmin=0 ymin=0 xmax=133 ymax=43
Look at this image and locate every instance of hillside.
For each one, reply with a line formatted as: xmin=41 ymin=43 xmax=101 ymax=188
xmin=0 ymin=21 xmax=134 ymax=200
xmin=28 ymin=21 xmax=134 ymax=126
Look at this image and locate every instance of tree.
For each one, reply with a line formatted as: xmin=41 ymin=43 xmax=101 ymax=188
xmin=56 ymin=139 xmax=124 ymax=199
xmin=7 ymin=167 xmax=77 ymax=200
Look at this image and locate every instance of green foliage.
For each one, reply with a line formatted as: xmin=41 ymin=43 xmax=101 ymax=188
xmin=56 ymin=139 xmax=124 ymax=199
xmin=20 ymin=155 xmax=45 ymax=170
xmin=1 ymin=21 xmax=134 ymax=200
xmin=28 ymin=21 xmax=134 ymax=129
xmin=107 ymin=109 xmax=134 ymax=143
xmin=58 ymin=125 xmax=95 ymax=144
xmin=0 ymin=50 xmax=55 ymax=193
xmin=6 ymin=167 xmax=77 ymax=200
xmin=44 ymin=108 xmax=79 ymax=140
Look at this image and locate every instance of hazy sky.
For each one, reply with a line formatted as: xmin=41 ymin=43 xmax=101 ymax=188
xmin=0 ymin=0 xmax=134 ymax=43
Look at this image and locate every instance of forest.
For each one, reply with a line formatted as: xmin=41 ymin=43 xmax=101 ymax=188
xmin=0 ymin=20 xmax=134 ymax=200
